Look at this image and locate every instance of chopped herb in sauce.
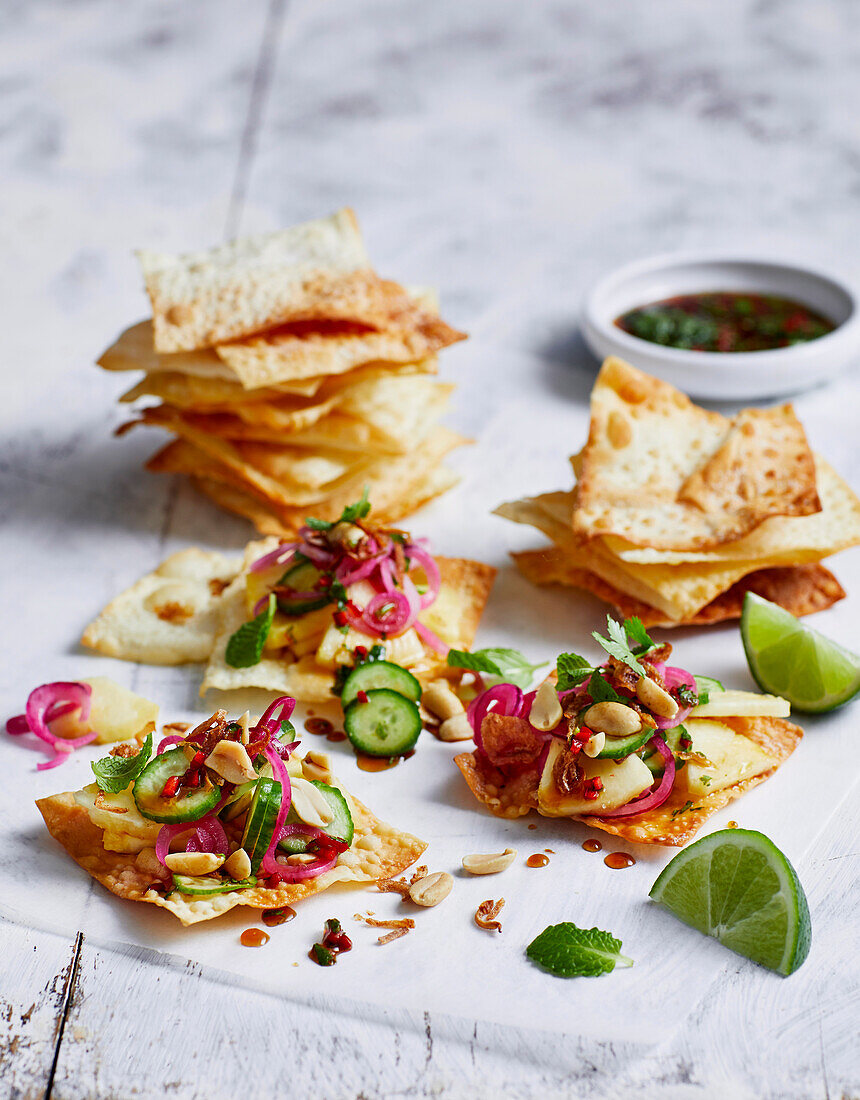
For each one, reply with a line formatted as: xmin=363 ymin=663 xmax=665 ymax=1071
xmin=616 ymin=292 xmax=835 ymax=353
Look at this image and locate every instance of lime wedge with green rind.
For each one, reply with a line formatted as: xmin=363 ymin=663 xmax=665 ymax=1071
xmin=741 ymin=592 xmax=860 ymax=713
xmin=649 ymin=828 xmax=811 ymax=976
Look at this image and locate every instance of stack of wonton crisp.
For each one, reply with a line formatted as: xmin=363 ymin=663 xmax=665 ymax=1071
xmin=100 ymin=209 xmax=468 ymax=533
xmin=497 ymin=357 xmax=860 ymax=627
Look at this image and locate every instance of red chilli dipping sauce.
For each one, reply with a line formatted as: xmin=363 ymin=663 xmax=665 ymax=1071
xmin=615 ymin=291 xmax=835 ymax=353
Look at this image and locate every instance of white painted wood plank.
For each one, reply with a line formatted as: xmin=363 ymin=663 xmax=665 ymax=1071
xmin=0 ymin=921 xmax=79 ymax=1100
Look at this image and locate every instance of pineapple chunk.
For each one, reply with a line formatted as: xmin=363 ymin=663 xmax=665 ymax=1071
xmin=679 ymin=719 xmax=777 ymax=797
xmin=538 ymin=740 xmax=653 ymax=816
xmin=74 ymin=783 xmax=161 ymax=842
xmin=689 ymin=689 xmax=790 ymax=719
xmin=245 ymin=566 xmax=282 ymax=617
xmin=50 ymin=677 xmax=159 ymax=744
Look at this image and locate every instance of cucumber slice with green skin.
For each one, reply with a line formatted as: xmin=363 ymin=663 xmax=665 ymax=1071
xmin=278 ymin=781 xmax=354 ymax=855
xmin=241 ymin=778 xmax=282 ymax=873
xmin=694 ymin=675 xmax=724 ymax=698
xmin=341 ymin=661 xmax=422 ymax=708
xmin=133 ymin=748 xmax=219 ymax=824
xmin=642 ymin=725 xmax=687 ymax=775
xmin=343 ymin=688 xmax=422 ymax=757
xmin=275 ymin=560 xmax=330 ymax=616
xmin=172 ymin=874 xmax=256 ymax=897
xmin=594 ymin=728 xmax=653 ymax=760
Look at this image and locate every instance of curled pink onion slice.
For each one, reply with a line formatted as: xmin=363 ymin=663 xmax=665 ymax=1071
xmin=249 ymin=543 xmax=298 ymax=573
xmin=653 ymin=665 xmax=697 ymax=729
xmin=156 ymin=735 xmax=186 ymax=755
xmin=8 ymin=682 xmax=99 ymax=770
xmin=155 ymin=791 xmax=232 ymax=866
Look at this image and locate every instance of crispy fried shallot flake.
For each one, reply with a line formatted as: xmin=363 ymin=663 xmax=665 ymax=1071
xmin=377 ymin=928 xmax=410 ymax=946
xmin=357 ymin=916 xmax=416 ymax=930
xmin=162 ymin=722 xmax=191 ymax=735
xmin=474 ymin=898 xmax=505 ymax=933
xmin=375 ymin=876 xmax=412 ymax=898
xmin=410 ymin=865 xmax=428 ymax=883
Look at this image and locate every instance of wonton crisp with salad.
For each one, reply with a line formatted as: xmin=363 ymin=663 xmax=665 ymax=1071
xmin=82 ymin=494 xmax=496 ymax=703
xmin=20 ymin=684 xmax=425 ymax=925
xmin=455 ymin=616 xmax=802 ymax=845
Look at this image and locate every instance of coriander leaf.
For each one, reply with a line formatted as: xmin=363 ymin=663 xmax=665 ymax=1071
xmin=303 ymin=516 xmax=332 ymax=532
xmin=586 ymin=671 xmax=625 ymax=705
xmin=226 ymin=594 xmax=276 ymax=668
xmin=526 ymin=922 xmax=633 ymax=978
xmin=91 ymin=732 xmax=153 ymax=794
xmin=592 ymin=616 xmax=646 ymax=677
xmin=447 ymin=647 xmax=547 ymax=690
xmin=339 ymin=486 xmax=371 ymax=524
xmin=677 ymin=684 xmax=700 ymax=708
xmin=556 ymin=652 xmax=595 ymax=691
xmin=670 ymin=800 xmax=703 ymax=818
xmin=624 ymin=616 xmax=655 ymax=654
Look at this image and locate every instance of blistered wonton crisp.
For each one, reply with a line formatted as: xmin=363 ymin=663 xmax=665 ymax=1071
xmin=37 ymin=702 xmax=426 ymax=926
xmin=455 ymin=617 xmax=803 ymax=846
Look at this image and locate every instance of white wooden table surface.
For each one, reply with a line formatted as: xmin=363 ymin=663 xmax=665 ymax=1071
xmin=2 ymin=3 xmax=859 ymax=1097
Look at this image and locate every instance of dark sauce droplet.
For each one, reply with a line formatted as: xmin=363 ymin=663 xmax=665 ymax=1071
xmin=582 ymin=839 xmax=602 ymax=853
xmin=355 ymin=751 xmax=415 ymax=771
xmin=527 ymin=823 xmax=538 ymax=831
xmin=262 ymin=906 xmax=297 ymax=927
xmin=240 ymin=928 xmax=270 ymax=947
xmin=604 ymin=852 xmax=635 ymax=870
xmin=526 ymin=853 xmax=550 ymax=868
xmin=305 ymin=717 xmax=334 ymax=737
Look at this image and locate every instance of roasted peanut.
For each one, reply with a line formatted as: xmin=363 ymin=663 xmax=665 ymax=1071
xmin=408 ymin=871 xmax=454 ymax=906
xmin=223 ymin=848 xmax=252 ymax=881
xmin=583 ymin=701 xmax=641 ymax=738
xmin=438 ymin=713 xmax=474 ymax=742
xmin=301 ymin=749 xmax=333 ymax=783
xmin=462 ymin=848 xmax=517 ymax=875
xmin=529 ymin=680 xmax=563 ymax=731
xmin=205 ymin=740 xmax=257 ymax=785
xmin=582 ymin=730 xmax=606 ymax=757
xmin=423 ymin=679 xmax=465 ymax=721
xmin=636 ymin=675 xmax=679 ymax=719
xmin=164 ymin=851 xmax=225 ymax=875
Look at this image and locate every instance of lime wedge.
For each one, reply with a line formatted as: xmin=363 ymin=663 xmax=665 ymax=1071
xmin=741 ymin=592 xmax=860 ymax=713
xmin=649 ymin=829 xmax=811 ymax=976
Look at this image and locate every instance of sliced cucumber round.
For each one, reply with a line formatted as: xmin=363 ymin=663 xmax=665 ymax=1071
xmin=694 ymin=675 xmax=724 ymax=699
xmin=279 ymin=781 xmax=354 ymax=855
xmin=642 ymin=725 xmax=687 ymax=775
xmin=241 ymin=778 xmax=282 ymax=873
xmin=133 ymin=748 xmax=219 ymax=824
xmin=343 ymin=688 xmax=422 ymax=757
xmin=594 ymin=727 xmax=653 ymax=760
xmin=275 ymin=560 xmax=330 ymax=616
xmin=172 ymin=874 xmax=256 ymax=897
xmin=341 ymin=660 xmax=422 ymax=708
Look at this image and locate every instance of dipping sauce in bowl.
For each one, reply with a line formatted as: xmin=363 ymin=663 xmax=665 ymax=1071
xmin=616 ymin=292 xmax=835 ymax=353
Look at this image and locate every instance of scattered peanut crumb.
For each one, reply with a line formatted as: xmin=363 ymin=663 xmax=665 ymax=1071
xmin=474 ymin=899 xmax=505 ymax=934
xmin=377 ymin=928 xmax=410 ymax=946
xmin=109 ymin=742 xmax=139 ymax=759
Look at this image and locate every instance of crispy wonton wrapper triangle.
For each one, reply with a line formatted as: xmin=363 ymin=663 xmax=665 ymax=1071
xmin=455 ymin=716 xmax=801 ymax=846
xmin=192 ymin=464 xmax=460 ymax=537
xmin=574 ymin=358 xmax=821 ymax=550
xmin=140 ymin=208 xmax=403 ymax=353
xmin=81 ymin=549 xmax=242 ymax=664
xmin=120 ymin=371 xmax=324 ymax=407
xmin=512 ymin=547 xmax=845 ymax=626
xmin=37 ymin=785 xmax=426 ymax=926
xmin=99 ymin=321 xmax=237 ymax=380
xmin=215 ymin=295 xmax=464 ymax=388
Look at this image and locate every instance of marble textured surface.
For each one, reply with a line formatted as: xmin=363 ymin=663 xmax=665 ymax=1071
xmin=2 ymin=2 xmax=860 ymax=1098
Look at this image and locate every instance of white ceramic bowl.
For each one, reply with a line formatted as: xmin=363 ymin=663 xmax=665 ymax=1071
xmin=582 ymin=253 xmax=860 ymax=400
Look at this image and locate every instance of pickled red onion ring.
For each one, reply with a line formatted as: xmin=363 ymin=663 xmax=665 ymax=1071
xmin=414 ymin=621 xmax=448 ymax=656
xmin=597 ymin=735 xmax=676 ymax=818
xmin=155 ymin=791 xmax=233 ymax=865
xmin=249 ymin=542 xmax=298 ymax=573
xmin=156 ymin=735 xmax=186 ymax=755
xmin=403 ymin=544 xmax=441 ymax=609
xmin=7 ymin=682 xmax=99 ymax=770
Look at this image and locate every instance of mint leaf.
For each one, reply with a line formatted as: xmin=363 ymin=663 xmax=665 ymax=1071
xmin=226 ymin=594 xmax=276 ymax=668
xmin=447 ymin=647 xmax=547 ymax=690
xmin=339 ymin=486 xmax=371 ymax=524
xmin=624 ymin=616 xmax=655 ymax=654
xmin=592 ymin=616 xmax=647 ymax=677
xmin=91 ymin=732 xmax=153 ymax=794
xmin=586 ymin=670 xmax=625 ymax=705
xmin=526 ymin=922 xmax=633 ymax=978
xmin=556 ymin=653 xmax=595 ymax=691
xmin=304 ymin=516 xmax=332 ymax=532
